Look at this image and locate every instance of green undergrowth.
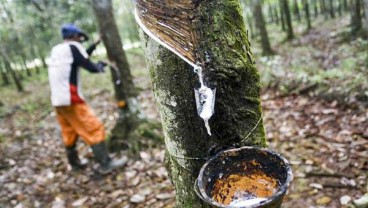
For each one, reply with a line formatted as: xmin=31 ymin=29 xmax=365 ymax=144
xmin=253 ymin=15 xmax=368 ymax=103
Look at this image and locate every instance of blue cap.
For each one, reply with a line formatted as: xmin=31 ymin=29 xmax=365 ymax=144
xmin=61 ymin=23 xmax=89 ymax=41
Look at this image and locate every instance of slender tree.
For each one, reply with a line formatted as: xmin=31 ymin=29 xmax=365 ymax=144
xmin=337 ymin=0 xmax=343 ymax=16
xmin=280 ymin=1 xmax=286 ymax=31
xmin=293 ymin=0 xmax=301 ymax=22
xmin=329 ymin=0 xmax=336 ymax=18
xmin=343 ymin=0 xmax=349 ymax=11
xmin=321 ymin=0 xmax=328 ymax=19
xmin=303 ymin=0 xmax=312 ymax=30
xmin=314 ymin=0 xmax=319 ymax=17
xmin=0 ymin=62 xmax=10 ymax=86
xmin=252 ymin=0 xmax=274 ymax=55
xmin=281 ymin=0 xmax=294 ymax=39
xmin=363 ymin=0 xmax=368 ymax=32
xmin=268 ymin=4 xmax=274 ymax=23
xmin=351 ymin=0 xmax=362 ymax=35
xmin=274 ymin=4 xmax=280 ymax=25
xmin=1 ymin=54 xmax=23 ymax=92
xmin=138 ymin=0 xmax=266 ymax=206
xmin=91 ymin=0 xmax=142 ymax=149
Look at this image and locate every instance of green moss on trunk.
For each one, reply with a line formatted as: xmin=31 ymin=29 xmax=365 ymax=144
xmin=140 ymin=0 xmax=266 ymax=207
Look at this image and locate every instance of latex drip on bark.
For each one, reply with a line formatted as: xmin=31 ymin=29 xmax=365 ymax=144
xmin=134 ymin=5 xmax=215 ymax=136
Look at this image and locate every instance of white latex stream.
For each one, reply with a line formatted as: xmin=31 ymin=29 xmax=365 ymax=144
xmin=134 ymin=9 xmax=215 ymax=136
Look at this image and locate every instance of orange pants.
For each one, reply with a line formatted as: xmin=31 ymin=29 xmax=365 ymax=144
xmin=55 ymin=103 xmax=105 ymax=147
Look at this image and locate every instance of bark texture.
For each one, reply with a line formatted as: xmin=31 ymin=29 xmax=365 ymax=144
xmin=91 ymin=0 xmax=141 ymax=149
xmin=252 ymin=0 xmax=274 ymax=55
xmin=139 ymin=0 xmax=266 ymax=207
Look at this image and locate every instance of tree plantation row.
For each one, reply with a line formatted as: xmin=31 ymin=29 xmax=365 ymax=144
xmin=1 ymin=0 xmax=367 ymax=93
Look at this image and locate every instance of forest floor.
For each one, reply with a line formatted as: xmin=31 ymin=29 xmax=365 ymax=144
xmin=1 ymin=16 xmax=367 ymax=208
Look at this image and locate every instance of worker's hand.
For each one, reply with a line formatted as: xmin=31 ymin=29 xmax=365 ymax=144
xmin=96 ymin=61 xmax=107 ymax=73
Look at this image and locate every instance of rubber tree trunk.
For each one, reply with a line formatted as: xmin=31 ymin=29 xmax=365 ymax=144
xmin=274 ymin=4 xmax=280 ymax=25
xmin=0 ymin=62 xmax=10 ymax=86
xmin=21 ymin=57 xmax=31 ymax=77
xmin=321 ymin=0 xmax=329 ymax=19
xmin=280 ymin=1 xmax=286 ymax=31
xmin=3 ymin=57 xmax=23 ymax=92
xmin=293 ymin=0 xmax=301 ymax=22
xmin=31 ymin=47 xmax=40 ymax=74
xmin=364 ymin=0 xmax=368 ymax=31
xmin=282 ymin=0 xmax=294 ymax=39
xmin=314 ymin=0 xmax=319 ymax=17
xmin=252 ymin=0 xmax=274 ymax=55
xmin=91 ymin=0 xmax=141 ymax=150
xmin=139 ymin=0 xmax=266 ymax=207
xmin=303 ymin=0 xmax=312 ymax=30
xmin=344 ymin=0 xmax=349 ymax=11
xmin=351 ymin=0 xmax=362 ymax=35
xmin=329 ymin=0 xmax=336 ymax=18
xmin=269 ymin=5 xmax=274 ymax=23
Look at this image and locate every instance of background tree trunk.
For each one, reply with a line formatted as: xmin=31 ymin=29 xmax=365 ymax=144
xmin=139 ymin=0 xmax=266 ymax=207
xmin=280 ymin=1 xmax=286 ymax=31
xmin=252 ymin=0 xmax=274 ymax=55
xmin=0 ymin=62 xmax=10 ymax=86
xmin=303 ymin=0 xmax=312 ymax=30
xmin=282 ymin=0 xmax=294 ymax=39
xmin=21 ymin=57 xmax=31 ymax=77
xmin=321 ymin=0 xmax=329 ymax=19
xmin=343 ymin=0 xmax=349 ymax=11
xmin=2 ymin=57 xmax=23 ymax=92
xmin=91 ymin=0 xmax=142 ymax=150
xmin=363 ymin=0 xmax=368 ymax=31
xmin=293 ymin=0 xmax=301 ymax=22
xmin=268 ymin=4 xmax=274 ymax=23
xmin=329 ymin=0 xmax=336 ymax=18
xmin=314 ymin=0 xmax=319 ymax=17
xmin=351 ymin=0 xmax=362 ymax=35
xmin=274 ymin=4 xmax=280 ymax=25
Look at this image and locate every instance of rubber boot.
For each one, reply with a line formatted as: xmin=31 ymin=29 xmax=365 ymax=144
xmin=66 ymin=145 xmax=87 ymax=170
xmin=91 ymin=141 xmax=127 ymax=174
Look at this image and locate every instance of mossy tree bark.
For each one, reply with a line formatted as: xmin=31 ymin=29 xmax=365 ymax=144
xmin=281 ymin=0 xmax=294 ymax=39
xmin=91 ymin=0 xmax=142 ymax=150
xmin=139 ymin=0 xmax=266 ymax=207
xmin=252 ymin=0 xmax=274 ymax=55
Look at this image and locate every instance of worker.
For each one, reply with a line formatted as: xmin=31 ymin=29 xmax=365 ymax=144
xmin=47 ymin=23 xmax=126 ymax=174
